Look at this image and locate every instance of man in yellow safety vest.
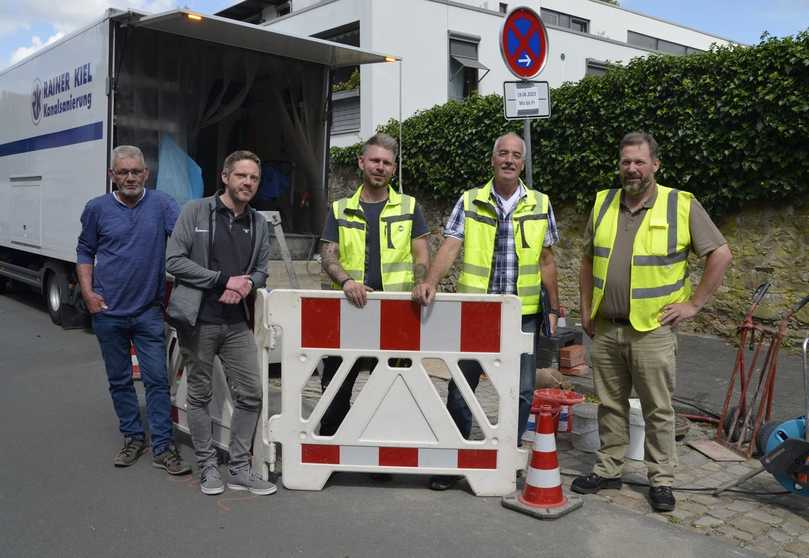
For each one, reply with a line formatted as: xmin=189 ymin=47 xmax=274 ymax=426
xmin=318 ymin=133 xmax=430 ymax=437
xmin=571 ymin=131 xmax=732 ymax=512
xmin=413 ymin=132 xmax=561 ymax=491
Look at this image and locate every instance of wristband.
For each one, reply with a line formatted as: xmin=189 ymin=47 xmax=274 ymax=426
xmin=548 ymin=308 xmax=561 ymax=317
xmin=340 ymin=277 xmax=353 ymax=288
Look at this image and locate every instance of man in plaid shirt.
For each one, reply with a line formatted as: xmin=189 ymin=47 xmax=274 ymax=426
xmin=413 ymin=132 xmax=560 ymax=491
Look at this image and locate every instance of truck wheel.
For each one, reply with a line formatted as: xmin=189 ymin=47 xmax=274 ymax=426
xmin=45 ymin=270 xmax=68 ymax=325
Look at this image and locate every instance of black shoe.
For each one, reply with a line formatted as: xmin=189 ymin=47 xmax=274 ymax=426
xmin=649 ymin=486 xmax=676 ymax=512
xmin=429 ymin=475 xmax=460 ymax=491
xmin=571 ymin=473 xmax=623 ymax=494
xmin=152 ymin=445 xmax=192 ymax=476
xmin=113 ymin=437 xmax=145 ymax=467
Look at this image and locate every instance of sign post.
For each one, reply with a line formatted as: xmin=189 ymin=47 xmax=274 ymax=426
xmin=499 ymin=7 xmax=550 ymax=188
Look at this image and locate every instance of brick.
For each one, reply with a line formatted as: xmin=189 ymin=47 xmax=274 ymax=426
xmin=559 ymin=344 xmax=586 ymax=368
xmin=689 ymin=493 xmax=719 ymax=507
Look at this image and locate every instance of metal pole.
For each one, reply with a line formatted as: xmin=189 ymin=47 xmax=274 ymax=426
xmin=399 ymin=58 xmax=403 ymax=194
xmin=523 ymin=118 xmax=532 ymax=188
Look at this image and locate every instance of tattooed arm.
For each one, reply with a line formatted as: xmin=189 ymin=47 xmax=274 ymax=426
xmin=411 ymin=235 xmax=430 ymax=285
xmin=321 ymin=240 xmax=371 ymax=308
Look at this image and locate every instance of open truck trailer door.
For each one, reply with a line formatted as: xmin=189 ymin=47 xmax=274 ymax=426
xmin=0 ymin=8 xmax=392 ymax=326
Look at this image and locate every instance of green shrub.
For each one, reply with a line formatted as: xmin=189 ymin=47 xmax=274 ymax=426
xmin=331 ymin=32 xmax=809 ymax=215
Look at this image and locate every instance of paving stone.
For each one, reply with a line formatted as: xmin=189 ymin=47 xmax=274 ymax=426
xmin=798 ymin=533 xmax=809 ymax=544
xmin=707 ymin=507 xmax=738 ymax=520
xmin=775 ymin=552 xmax=798 ymax=558
xmin=768 ymin=529 xmax=794 ymax=544
xmin=663 ymin=508 xmax=693 ymax=523
xmin=727 ymin=500 xmax=757 ymax=513
xmin=677 ymin=500 xmax=710 ymax=515
xmin=610 ymin=493 xmax=648 ymax=512
xmin=745 ymin=545 xmax=779 ymax=557
xmin=617 ymin=486 xmax=646 ymax=500
xmin=734 ymin=517 xmax=770 ymax=536
xmin=700 ymin=461 xmax=723 ymax=472
xmin=678 ymin=451 xmax=709 ymax=468
xmin=689 ymin=493 xmax=720 ymax=507
xmin=748 ymin=509 xmax=785 ymax=525
xmin=716 ymin=526 xmax=755 ymax=542
xmin=783 ymin=542 xmax=809 ymax=556
xmin=780 ymin=521 xmax=805 ymax=537
xmin=693 ymin=515 xmax=724 ymax=529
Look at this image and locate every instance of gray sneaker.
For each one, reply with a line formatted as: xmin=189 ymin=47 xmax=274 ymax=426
xmin=227 ymin=469 xmax=277 ymax=496
xmin=113 ymin=437 xmax=145 ymax=467
xmin=200 ymin=466 xmax=225 ymax=495
xmin=152 ymin=445 xmax=192 ymax=476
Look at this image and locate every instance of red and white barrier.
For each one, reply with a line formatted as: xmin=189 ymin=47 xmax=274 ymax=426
xmin=253 ymin=289 xmax=533 ymax=497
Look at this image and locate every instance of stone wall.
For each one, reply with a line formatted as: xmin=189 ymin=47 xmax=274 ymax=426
xmin=329 ymin=166 xmax=809 ymax=346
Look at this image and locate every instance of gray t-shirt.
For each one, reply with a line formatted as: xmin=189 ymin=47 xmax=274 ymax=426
xmin=322 ymin=200 xmax=429 ymax=290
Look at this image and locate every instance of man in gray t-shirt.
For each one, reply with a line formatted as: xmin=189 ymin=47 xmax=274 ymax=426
xmin=318 ymin=133 xmax=429 ymax=437
xmin=572 ymin=132 xmax=732 ymax=513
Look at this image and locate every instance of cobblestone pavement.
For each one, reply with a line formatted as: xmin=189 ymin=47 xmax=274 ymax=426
xmin=295 ymin=363 xmax=809 ymax=558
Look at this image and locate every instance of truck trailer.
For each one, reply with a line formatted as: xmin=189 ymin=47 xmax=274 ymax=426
xmin=0 ymin=8 xmax=389 ymax=326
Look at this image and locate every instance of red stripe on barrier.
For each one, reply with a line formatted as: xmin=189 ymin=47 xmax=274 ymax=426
xmin=301 ymin=444 xmax=340 ymax=464
xmin=522 ymin=484 xmax=565 ymax=507
xmin=460 ymin=301 xmax=501 ymax=352
xmin=457 ymin=449 xmax=498 ymax=469
xmin=531 ymin=450 xmax=559 ymax=470
xmin=380 ymin=299 xmax=421 ymax=350
xmin=301 ymin=298 xmax=340 ymax=348
xmin=379 ymin=447 xmax=418 ymax=467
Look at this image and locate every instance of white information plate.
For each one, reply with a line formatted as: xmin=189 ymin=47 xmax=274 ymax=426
xmin=503 ymin=80 xmax=551 ymax=120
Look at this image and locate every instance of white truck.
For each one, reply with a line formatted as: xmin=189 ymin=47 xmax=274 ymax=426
xmin=0 ymin=8 xmax=389 ymax=326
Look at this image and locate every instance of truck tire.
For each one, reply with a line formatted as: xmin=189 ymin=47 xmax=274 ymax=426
xmin=44 ymin=269 xmax=69 ymax=325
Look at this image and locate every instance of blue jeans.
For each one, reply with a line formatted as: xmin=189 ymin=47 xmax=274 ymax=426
xmin=92 ymin=305 xmax=172 ymax=455
xmin=446 ymin=314 xmax=538 ymax=443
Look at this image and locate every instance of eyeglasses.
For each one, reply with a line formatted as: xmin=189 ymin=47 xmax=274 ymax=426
xmin=113 ymin=169 xmax=145 ymax=177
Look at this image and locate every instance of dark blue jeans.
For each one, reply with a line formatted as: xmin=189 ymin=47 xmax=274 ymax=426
xmin=446 ymin=314 xmax=538 ymax=443
xmin=92 ymin=305 xmax=172 ymax=455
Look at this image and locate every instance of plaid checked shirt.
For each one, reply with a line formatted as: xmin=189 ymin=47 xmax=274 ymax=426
xmin=444 ymin=183 xmax=559 ymax=295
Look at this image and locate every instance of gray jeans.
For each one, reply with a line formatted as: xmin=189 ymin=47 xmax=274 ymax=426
xmin=179 ymin=321 xmax=261 ymax=474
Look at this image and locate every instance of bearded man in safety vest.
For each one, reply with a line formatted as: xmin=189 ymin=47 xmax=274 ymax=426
xmin=571 ymin=132 xmax=732 ymax=512
xmin=318 ymin=132 xmax=430 ymax=437
xmin=413 ymin=132 xmax=561 ymax=491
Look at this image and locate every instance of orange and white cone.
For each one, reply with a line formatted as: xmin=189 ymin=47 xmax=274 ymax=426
xmin=130 ymin=343 xmax=141 ymax=381
xmin=502 ymin=404 xmax=582 ymax=519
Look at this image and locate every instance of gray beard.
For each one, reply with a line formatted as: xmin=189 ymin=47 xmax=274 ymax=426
xmin=621 ymin=176 xmax=653 ymax=197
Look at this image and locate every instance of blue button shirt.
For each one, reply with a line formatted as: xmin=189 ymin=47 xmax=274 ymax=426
xmin=77 ymin=189 xmax=179 ymax=317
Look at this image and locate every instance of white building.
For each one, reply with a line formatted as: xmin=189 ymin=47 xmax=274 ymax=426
xmin=217 ymin=0 xmax=735 ymax=146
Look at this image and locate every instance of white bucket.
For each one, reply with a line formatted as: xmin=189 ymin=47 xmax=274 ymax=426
xmin=626 ymin=399 xmax=645 ymax=461
xmin=572 ymin=403 xmax=599 ymax=452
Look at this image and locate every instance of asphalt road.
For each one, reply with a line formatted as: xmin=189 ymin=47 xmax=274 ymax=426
xmin=0 ymin=288 xmax=760 ymax=558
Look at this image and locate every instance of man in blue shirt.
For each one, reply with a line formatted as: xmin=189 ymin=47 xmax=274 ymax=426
xmin=77 ymin=145 xmax=190 ymax=475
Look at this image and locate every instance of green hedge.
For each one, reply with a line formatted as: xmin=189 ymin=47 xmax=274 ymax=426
xmin=331 ymin=31 xmax=809 ymax=215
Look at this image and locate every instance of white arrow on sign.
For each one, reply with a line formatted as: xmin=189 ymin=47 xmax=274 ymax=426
xmin=518 ymin=53 xmax=532 ymax=66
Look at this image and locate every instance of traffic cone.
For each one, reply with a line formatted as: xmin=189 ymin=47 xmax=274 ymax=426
xmin=502 ymin=404 xmax=582 ymax=519
xmin=130 ymin=343 xmax=141 ymax=381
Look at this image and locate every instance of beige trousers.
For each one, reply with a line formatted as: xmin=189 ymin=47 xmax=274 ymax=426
xmin=591 ymin=320 xmax=678 ymax=486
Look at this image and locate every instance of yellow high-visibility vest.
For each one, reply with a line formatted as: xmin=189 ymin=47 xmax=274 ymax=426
xmin=457 ymin=179 xmax=549 ymax=315
xmin=591 ymin=184 xmax=693 ymax=331
xmin=330 ymin=184 xmax=416 ymax=291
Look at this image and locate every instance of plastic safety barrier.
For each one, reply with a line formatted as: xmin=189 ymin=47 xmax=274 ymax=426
xmin=253 ymin=289 xmax=533 ymax=497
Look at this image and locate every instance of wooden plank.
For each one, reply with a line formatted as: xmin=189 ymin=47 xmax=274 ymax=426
xmin=687 ymin=439 xmax=747 ymax=462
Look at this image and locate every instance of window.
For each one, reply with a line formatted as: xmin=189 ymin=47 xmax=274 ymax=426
xmin=541 ymin=8 xmax=589 ymax=34
xmin=499 ymin=3 xmax=508 ymax=14
xmin=448 ymin=34 xmax=489 ymax=102
xmin=315 ymin=23 xmax=361 ymax=133
xmin=585 ymin=59 xmax=616 ymax=77
xmin=627 ymin=31 xmax=703 ymax=55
